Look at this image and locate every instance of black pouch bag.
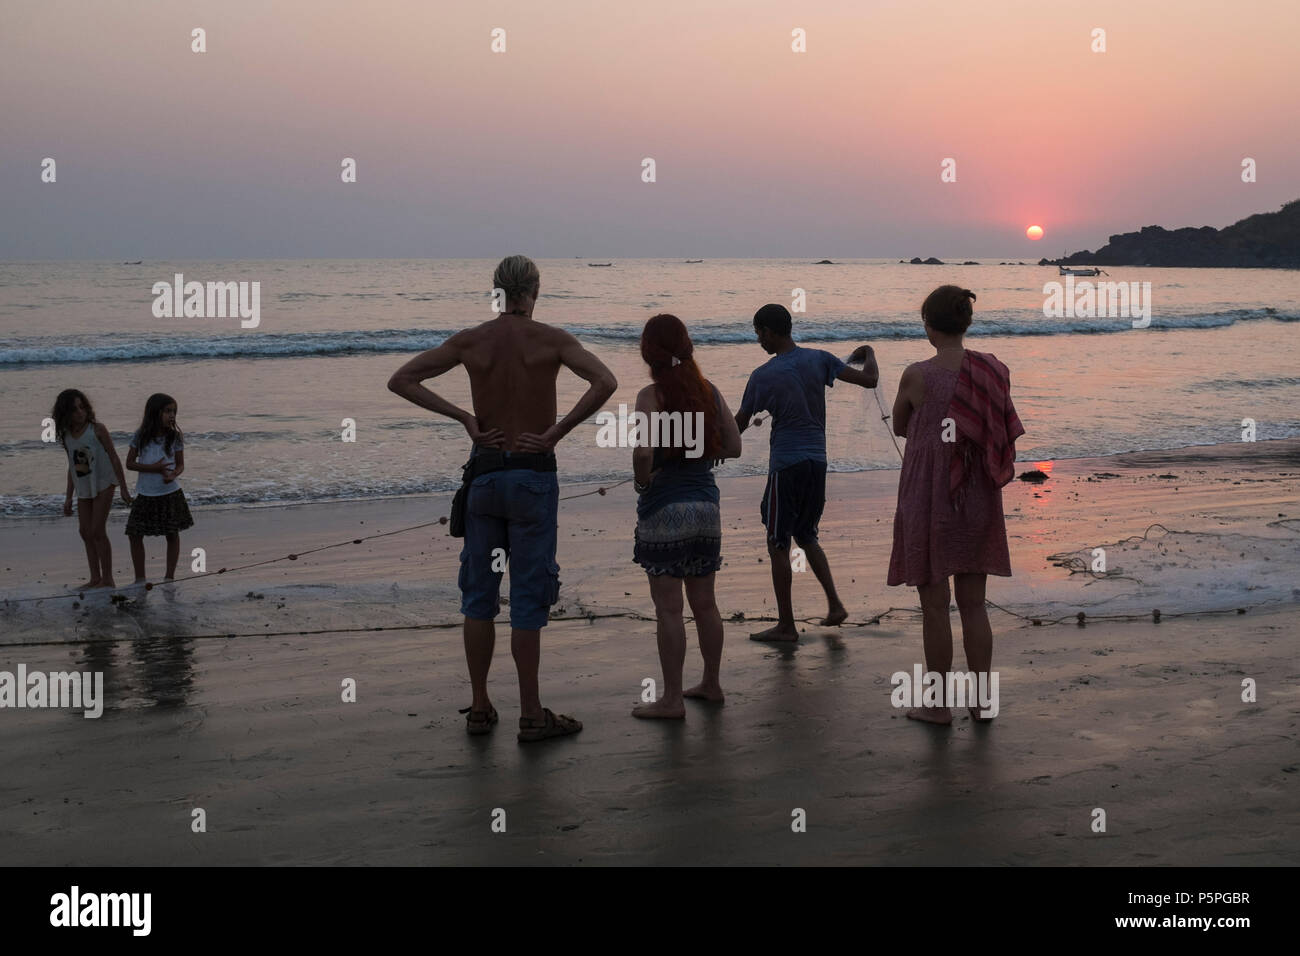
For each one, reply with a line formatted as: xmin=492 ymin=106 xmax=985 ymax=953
xmin=449 ymin=459 xmax=472 ymax=538
xmin=449 ymin=450 xmax=507 ymax=537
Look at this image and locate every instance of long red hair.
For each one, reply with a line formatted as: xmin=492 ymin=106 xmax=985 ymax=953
xmin=640 ymin=314 xmax=722 ymax=461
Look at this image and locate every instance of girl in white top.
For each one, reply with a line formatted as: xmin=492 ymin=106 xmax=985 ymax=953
xmin=54 ymin=389 xmax=131 ymax=590
xmin=125 ymin=393 xmax=194 ymax=584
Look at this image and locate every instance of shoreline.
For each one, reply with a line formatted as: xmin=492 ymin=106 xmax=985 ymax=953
xmin=1 ymin=436 xmax=1296 ymax=647
xmin=3 ymin=436 xmax=1297 ymax=524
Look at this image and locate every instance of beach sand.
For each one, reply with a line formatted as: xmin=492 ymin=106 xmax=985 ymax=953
xmin=1 ymin=440 xmax=1297 ymax=865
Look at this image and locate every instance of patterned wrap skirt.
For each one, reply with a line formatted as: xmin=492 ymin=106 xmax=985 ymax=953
xmin=125 ymin=489 xmax=195 ymax=537
xmin=633 ymin=500 xmax=723 ymax=578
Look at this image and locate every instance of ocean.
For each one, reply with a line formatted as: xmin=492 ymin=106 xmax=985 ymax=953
xmin=1 ymin=258 xmax=1297 ymax=516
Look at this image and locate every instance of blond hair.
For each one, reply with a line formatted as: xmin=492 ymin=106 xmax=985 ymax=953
xmin=492 ymin=255 xmax=540 ymax=306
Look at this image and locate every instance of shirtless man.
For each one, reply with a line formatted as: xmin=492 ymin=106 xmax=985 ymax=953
xmin=388 ymin=255 xmax=618 ymax=742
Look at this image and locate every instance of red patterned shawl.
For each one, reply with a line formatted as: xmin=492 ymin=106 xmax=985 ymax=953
xmin=948 ymin=350 xmax=1024 ymax=500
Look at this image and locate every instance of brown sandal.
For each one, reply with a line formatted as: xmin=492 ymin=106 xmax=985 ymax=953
xmin=459 ymin=705 xmax=499 ymax=735
xmin=517 ymin=708 xmax=582 ymax=743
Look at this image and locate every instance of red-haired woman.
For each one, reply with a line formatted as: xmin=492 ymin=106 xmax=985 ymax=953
xmin=631 ymin=314 xmax=742 ymax=719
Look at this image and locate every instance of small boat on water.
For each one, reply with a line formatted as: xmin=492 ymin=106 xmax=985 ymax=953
xmin=588 ymin=262 xmax=613 ymax=267
xmin=1058 ymin=265 xmax=1107 ymax=277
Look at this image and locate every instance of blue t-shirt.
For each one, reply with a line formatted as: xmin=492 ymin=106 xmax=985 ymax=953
xmin=739 ymin=346 xmax=845 ymax=472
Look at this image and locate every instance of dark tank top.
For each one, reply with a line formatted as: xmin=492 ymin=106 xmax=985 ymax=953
xmin=635 ymin=384 xmax=723 ymax=519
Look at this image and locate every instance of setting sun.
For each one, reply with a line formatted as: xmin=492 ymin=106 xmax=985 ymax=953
xmin=1026 ymin=225 xmax=1044 ymax=240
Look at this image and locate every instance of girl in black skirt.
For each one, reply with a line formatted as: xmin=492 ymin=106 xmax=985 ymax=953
xmin=124 ymin=393 xmax=194 ymax=585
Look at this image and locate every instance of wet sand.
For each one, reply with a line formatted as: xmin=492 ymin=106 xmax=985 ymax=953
xmin=1 ymin=440 xmax=1297 ymax=865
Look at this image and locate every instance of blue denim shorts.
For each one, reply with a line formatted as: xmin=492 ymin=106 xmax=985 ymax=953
xmin=458 ymin=467 xmax=560 ymax=630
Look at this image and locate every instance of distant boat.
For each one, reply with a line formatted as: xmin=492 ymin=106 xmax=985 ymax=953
xmin=684 ymin=259 xmax=704 ymax=263
xmin=1058 ymin=265 xmax=1107 ymax=277
xmin=588 ymin=262 xmax=613 ymax=267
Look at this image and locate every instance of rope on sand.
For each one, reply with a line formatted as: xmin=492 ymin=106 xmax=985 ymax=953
xmin=1 ymin=599 xmax=1276 ymax=649
xmin=6 ymin=403 xmax=1293 ymax=632
xmin=1 ymin=477 xmax=634 ymax=606
xmin=5 ymin=611 xmax=653 ymax=648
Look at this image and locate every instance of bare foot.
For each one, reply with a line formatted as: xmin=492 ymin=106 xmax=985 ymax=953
xmin=820 ymin=604 xmax=848 ymax=627
xmin=100 ymin=578 xmax=117 ymax=589
xmin=684 ymin=682 xmax=724 ymax=703
xmin=750 ymin=623 xmax=799 ymax=642
xmin=968 ymin=707 xmax=995 ymax=723
xmin=632 ymin=699 xmax=686 ymax=720
xmin=74 ymin=579 xmax=102 ymax=591
xmin=906 ymin=706 xmax=953 ymax=725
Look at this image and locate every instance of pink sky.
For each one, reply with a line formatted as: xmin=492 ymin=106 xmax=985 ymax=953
xmin=3 ymin=0 xmax=1297 ymax=258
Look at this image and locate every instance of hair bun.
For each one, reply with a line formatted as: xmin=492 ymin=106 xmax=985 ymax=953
xmin=921 ymin=284 xmax=977 ymax=334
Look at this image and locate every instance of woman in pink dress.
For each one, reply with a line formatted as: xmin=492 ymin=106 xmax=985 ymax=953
xmin=887 ymin=286 xmax=1024 ymax=724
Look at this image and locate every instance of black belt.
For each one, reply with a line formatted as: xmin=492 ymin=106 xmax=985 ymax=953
xmin=465 ymin=449 xmax=557 ymax=481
